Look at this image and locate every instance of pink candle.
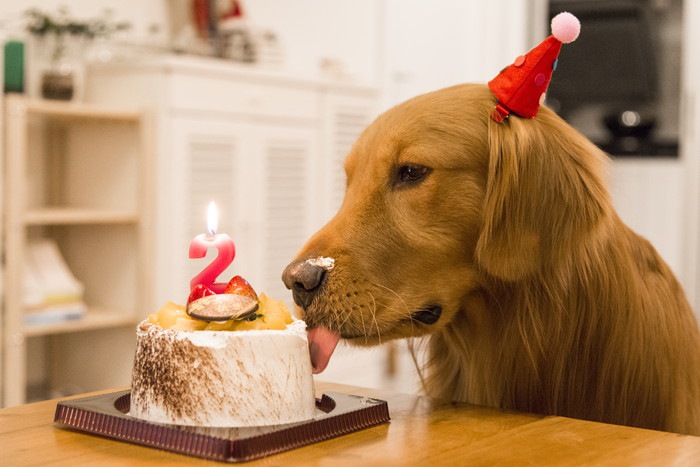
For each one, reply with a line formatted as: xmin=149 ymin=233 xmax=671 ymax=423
xmin=189 ymin=202 xmax=236 ymax=293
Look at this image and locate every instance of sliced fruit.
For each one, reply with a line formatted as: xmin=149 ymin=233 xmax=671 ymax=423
xmin=154 ymin=301 xmax=187 ymax=328
xmin=258 ymin=293 xmax=292 ymax=330
xmin=171 ymin=316 xmax=208 ymax=331
xmin=204 ymin=320 xmax=235 ymax=331
xmin=224 ymin=275 xmax=258 ymax=301
xmin=187 ymin=283 xmax=216 ymax=305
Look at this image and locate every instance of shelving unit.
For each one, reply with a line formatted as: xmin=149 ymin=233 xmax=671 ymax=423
xmin=2 ymin=95 xmax=153 ymax=407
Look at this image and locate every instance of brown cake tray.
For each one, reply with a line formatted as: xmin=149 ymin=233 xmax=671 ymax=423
xmin=54 ymin=389 xmax=390 ymax=463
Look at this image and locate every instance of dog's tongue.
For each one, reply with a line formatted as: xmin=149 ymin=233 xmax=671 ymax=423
xmin=307 ymin=326 xmax=340 ymax=374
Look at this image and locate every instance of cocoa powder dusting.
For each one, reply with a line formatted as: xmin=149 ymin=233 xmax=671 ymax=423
xmin=132 ymin=323 xmax=225 ymax=424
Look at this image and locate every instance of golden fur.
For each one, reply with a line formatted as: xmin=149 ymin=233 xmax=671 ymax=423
xmin=288 ymin=84 xmax=700 ymax=435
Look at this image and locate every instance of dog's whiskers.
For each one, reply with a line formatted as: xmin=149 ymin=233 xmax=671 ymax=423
xmin=338 ymin=305 xmax=354 ymax=329
xmin=372 ymin=282 xmax=415 ymax=335
xmin=358 ymin=302 xmax=368 ymax=345
xmin=407 ymin=336 xmax=430 ymax=392
xmin=327 ymin=300 xmax=341 ymax=332
xmin=367 ymin=291 xmax=382 ymax=346
xmin=329 ymin=282 xmax=412 ymax=343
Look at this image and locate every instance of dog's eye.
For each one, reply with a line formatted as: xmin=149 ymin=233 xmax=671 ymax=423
xmin=396 ymin=165 xmax=431 ymax=186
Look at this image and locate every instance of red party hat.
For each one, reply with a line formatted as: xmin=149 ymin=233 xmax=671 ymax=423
xmin=488 ymin=12 xmax=581 ymax=122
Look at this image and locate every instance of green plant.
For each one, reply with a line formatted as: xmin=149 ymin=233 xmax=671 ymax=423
xmin=24 ymin=7 xmax=130 ymax=63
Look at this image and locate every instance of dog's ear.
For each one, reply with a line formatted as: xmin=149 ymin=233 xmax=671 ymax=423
xmin=475 ymin=110 xmax=612 ymax=281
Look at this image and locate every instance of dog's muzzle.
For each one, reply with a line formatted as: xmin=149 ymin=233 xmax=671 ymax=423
xmin=411 ymin=305 xmax=443 ymax=325
xmin=282 ymin=259 xmax=328 ymax=308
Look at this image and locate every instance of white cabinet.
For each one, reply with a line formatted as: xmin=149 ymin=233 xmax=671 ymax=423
xmin=2 ymin=96 xmax=153 ymax=407
xmin=84 ymin=56 xmax=378 ymax=309
xmin=317 ymin=91 xmax=378 ymax=220
xmin=79 ymin=57 xmax=388 ymax=393
xmin=167 ymin=116 xmax=318 ymax=306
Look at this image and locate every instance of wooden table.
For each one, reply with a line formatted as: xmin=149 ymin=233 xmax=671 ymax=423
xmin=2 ymin=382 xmax=700 ymax=466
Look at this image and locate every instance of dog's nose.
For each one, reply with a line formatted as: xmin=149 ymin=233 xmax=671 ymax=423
xmin=282 ymin=259 xmax=327 ymax=308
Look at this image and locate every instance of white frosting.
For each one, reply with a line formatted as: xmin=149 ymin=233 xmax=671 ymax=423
xmin=129 ymin=319 xmax=316 ymax=427
xmin=307 ymin=256 xmax=335 ymax=270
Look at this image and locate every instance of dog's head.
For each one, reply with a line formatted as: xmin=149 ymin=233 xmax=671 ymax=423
xmin=282 ymin=83 xmax=611 ymax=373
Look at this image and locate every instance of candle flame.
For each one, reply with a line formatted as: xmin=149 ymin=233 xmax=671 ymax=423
xmin=207 ymin=201 xmax=218 ymax=236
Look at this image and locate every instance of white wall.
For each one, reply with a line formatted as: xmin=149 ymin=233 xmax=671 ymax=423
xmin=379 ymin=0 xmax=531 ymax=110
xmin=0 ymin=0 xmax=381 ymax=84
xmin=1 ymin=0 xmax=532 ymax=91
xmin=244 ymin=0 xmax=380 ymax=83
xmin=681 ymin=0 xmax=700 ymax=310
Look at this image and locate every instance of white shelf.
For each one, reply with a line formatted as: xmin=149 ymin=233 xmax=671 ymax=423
xmin=22 ymin=98 xmax=142 ymax=122
xmin=22 ymin=308 xmax=139 ymax=337
xmin=24 ymin=208 xmax=140 ymax=226
xmin=2 ymin=95 xmax=153 ymax=407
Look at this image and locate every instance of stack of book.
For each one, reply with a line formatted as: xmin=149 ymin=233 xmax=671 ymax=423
xmin=23 ymin=239 xmax=86 ymax=325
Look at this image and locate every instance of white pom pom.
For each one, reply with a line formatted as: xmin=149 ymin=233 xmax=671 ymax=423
xmin=551 ymin=12 xmax=580 ymax=44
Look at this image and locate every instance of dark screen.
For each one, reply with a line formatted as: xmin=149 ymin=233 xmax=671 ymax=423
xmin=547 ymin=1 xmax=657 ymax=115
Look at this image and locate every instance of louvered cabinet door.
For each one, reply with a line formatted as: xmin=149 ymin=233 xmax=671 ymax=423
xmin=165 ymin=117 xmax=253 ymax=304
xmin=253 ymin=125 xmax=318 ymax=307
xmin=317 ymin=92 xmax=377 ymax=229
xmin=161 ymin=95 xmax=375 ymax=307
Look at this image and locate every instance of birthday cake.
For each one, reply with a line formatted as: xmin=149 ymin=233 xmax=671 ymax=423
xmin=129 ymin=276 xmax=316 ymax=427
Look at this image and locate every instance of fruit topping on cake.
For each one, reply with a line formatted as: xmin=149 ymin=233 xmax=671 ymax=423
xmin=223 ymin=275 xmax=258 ymax=300
xmin=187 ymin=283 xmax=216 ymax=304
xmin=186 ymin=294 xmax=259 ymax=321
xmin=149 ymin=275 xmax=293 ymax=332
xmin=186 ymin=275 xmax=260 ymax=321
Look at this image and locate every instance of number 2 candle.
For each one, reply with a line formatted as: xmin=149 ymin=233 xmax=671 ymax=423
xmin=189 ymin=201 xmax=236 ymax=293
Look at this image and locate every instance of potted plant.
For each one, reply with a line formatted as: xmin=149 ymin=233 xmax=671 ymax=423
xmin=24 ymin=7 xmax=129 ymax=100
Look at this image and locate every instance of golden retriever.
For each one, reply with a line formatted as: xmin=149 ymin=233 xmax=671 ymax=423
xmin=282 ymin=83 xmax=700 ymax=435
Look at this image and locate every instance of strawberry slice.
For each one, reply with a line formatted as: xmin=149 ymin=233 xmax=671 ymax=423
xmin=224 ymin=275 xmax=259 ymax=301
xmin=187 ymin=283 xmax=216 ymax=305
